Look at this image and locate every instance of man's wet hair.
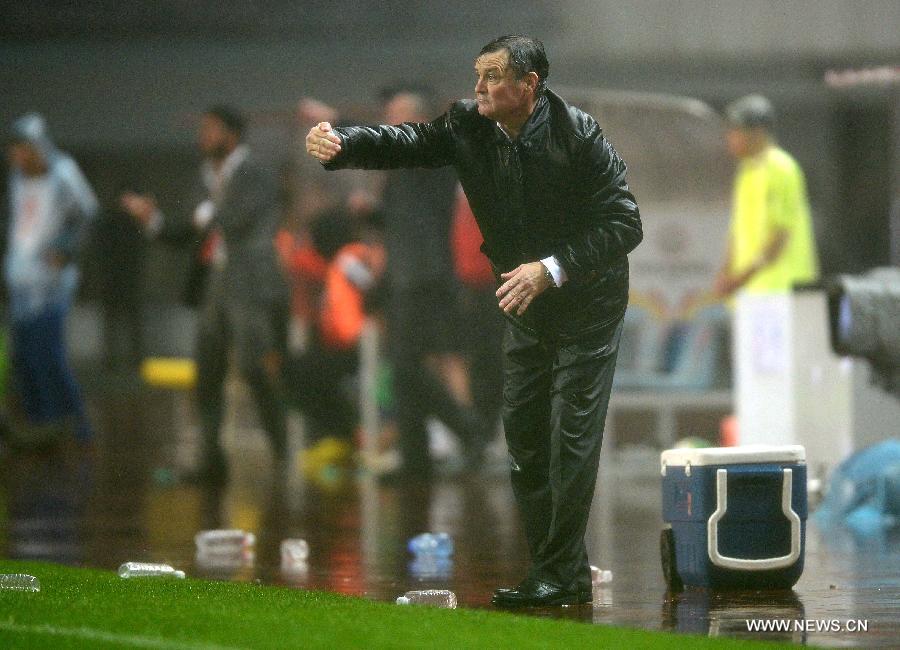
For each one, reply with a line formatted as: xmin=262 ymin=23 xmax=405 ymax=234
xmin=205 ymin=105 xmax=246 ymax=139
xmin=478 ymin=35 xmax=549 ymax=95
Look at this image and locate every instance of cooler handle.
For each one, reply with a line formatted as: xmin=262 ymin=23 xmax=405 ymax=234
xmin=707 ymin=468 xmax=802 ymax=571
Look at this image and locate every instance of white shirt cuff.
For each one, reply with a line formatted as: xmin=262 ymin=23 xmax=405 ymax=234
xmin=540 ymin=255 xmax=567 ymax=287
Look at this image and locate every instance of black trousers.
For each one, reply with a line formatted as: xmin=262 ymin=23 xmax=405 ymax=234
xmin=501 ymin=318 xmax=622 ymax=591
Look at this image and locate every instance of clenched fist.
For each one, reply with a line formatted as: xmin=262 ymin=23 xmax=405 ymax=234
xmin=305 ymin=121 xmax=343 ymax=162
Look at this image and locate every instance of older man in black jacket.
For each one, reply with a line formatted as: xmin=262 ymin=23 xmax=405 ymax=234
xmin=307 ymin=35 xmax=641 ymax=607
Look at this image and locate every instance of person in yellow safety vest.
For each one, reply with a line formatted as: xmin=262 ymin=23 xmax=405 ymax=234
xmin=714 ymin=94 xmax=819 ymax=299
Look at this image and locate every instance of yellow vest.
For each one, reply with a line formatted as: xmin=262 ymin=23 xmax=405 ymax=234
xmin=729 ymin=146 xmax=819 ymax=293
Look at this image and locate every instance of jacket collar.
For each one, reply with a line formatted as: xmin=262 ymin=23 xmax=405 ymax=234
xmin=492 ymin=93 xmax=550 ymax=146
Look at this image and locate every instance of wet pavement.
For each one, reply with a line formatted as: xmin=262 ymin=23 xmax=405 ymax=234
xmin=1 ymin=380 xmax=898 ymax=647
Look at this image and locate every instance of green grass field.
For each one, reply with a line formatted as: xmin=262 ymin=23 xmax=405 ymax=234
xmin=0 ymin=560 xmax=793 ymax=649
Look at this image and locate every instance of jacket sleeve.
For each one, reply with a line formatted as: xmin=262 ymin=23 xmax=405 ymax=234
xmin=553 ymin=124 xmax=642 ymax=280
xmin=324 ymin=112 xmax=456 ymax=171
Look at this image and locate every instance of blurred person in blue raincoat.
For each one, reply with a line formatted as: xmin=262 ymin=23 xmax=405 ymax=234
xmin=4 ymin=113 xmax=97 ymax=443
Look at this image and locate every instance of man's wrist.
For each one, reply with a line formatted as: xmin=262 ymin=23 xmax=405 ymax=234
xmin=540 ymin=262 xmax=554 ymax=287
xmin=539 ymin=255 xmax=566 ymax=287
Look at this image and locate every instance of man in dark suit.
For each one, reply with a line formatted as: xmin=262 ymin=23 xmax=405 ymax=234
xmin=306 ymin=35 xmax=642 ymax=606
xmin=122 ymin=106 xmax=289 ymax=485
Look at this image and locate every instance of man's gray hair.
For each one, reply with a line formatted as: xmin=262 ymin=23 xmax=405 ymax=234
xmin=479 ymin=35 xmax=549 ymax=95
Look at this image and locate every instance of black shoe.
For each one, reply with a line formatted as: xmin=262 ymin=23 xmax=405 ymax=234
xmin=491 ymin=578 xmax=592 ymax=608
xmin=492 ymin=576 xmax=528 ymax=598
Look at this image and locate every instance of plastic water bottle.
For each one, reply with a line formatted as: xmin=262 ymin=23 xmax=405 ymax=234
xmin=407 ymin=532 xmax=453 ymax=557
xmin=194 ymin=529 xmax=256 ymax=558
xmin=591 ymin=565 xmax=613 ymax=586
xmin=395 ymin=589 xmax=457 ymax=608
xmin=118 ymin=562 xmax=185 ymax=579
xmin=0 ymin=574 xmax=40 ymax=592
xmin=280 ymin=539 xmax=310 ymax=564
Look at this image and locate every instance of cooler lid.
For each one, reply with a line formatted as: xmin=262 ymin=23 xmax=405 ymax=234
xmin=661 ymin=445 xmax=806 ymax=472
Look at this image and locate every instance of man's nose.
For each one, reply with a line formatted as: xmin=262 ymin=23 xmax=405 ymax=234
xmin=474 ymin=77 xmax=486 ymax=93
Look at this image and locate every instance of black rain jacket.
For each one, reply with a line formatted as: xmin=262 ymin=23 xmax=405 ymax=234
xmin=325 ymin=89 xmax=642 ymax=342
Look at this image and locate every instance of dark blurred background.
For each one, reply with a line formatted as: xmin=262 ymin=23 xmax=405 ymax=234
xmin=1 ymin=0 xmax=898 ymax=303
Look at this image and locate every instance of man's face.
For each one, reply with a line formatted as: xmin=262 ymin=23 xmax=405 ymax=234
xmin=474 ymin=50 xmax=532 ymax=123
xmin=198 ymin=114 xmax=236 ymax=159
xmin=7 ymin=141 xmax=46 ymax=177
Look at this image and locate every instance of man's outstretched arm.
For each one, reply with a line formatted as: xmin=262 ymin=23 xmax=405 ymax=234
xmin=305 ymin=114 xmax=455 ymax=171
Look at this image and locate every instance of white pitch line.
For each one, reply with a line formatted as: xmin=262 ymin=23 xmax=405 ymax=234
xmin=0 ymin=620 xmax=242 ymax=650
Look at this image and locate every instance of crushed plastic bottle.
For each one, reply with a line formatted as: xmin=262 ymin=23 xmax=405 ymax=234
xmin=280 ymin=539 xmax=310 ymax=564
xmin=118 ymin=562 xmax=185 ymax=579
xmin=407 ymin=532 xmax=453 ymax=557
xmin=194 ymin=529 xmax=256 ymax=559
xmin=395 ymin=589 xmax=457 ymax=608
xmin=591 ymin=565 xmax=613 ymax=586
xmin=0 ymin=574 xmax=40 ymax=592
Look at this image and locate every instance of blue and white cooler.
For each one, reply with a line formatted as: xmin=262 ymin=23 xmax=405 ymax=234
xmin=660 ymin=445 xmax=807 ymax=590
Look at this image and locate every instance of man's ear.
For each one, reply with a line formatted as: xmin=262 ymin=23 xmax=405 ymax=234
xmin=523 ymin=71 xmax=540 ymax=95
